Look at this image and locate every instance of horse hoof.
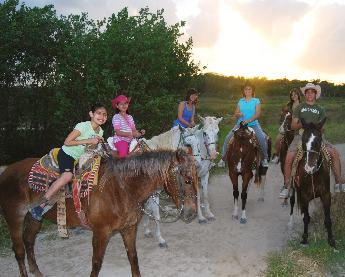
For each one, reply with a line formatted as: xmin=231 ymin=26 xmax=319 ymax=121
xmin=240 ymin=218 xmax=247 ymax=224
xmin=257 ymin=197 xmax=264 ymax=202
xmin=145 ymin=232 xmax=153 ymax=238
xmin=198 ymin=218 xmax=208 ymax=224
xmin=232 ymin=215 xmax=238 ymax=220
xmin=159 ymin=242 xmax=168 ymax=248
xmin=328 ymin=238 xmax=336 ymax=248
xmin=300 ymin=241 xmax=309 ymax=247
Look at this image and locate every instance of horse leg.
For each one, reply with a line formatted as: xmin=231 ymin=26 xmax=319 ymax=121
xmin=201 ymin=172 xmax=215 ymax=221
xmin=257 ymin=167 xmax=266 ymax=202
xmin=120 ymin=224 xmax=141 ymax=277
xmin=300 ymin=202 xmax=310 ymax=246
xmin=143 ymin=198 xmax=153 ymax=238
xmin=239 ymin=174 xmax=251 ymax=224
xmin=287 ymin=188 xmax=295 ymax=229
xmin=4 ymin=211 xmax=28 ymax=277
xmin=197 ymin=182 xmax=207 ymax=224
xmin=230 ymin=173 xmax=239 ymax=220
xmin=90 ymin=228 xmax=111 ymax=277
xmin=23 ymin=215 xmax=43 ymax=276
xmin=150 ymin=195 xmax=167 ymax=248
xmin=321 ymin=192 xmax=336 ymax=248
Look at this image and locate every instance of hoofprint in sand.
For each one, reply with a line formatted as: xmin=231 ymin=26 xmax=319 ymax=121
xmin=1 ymin=145 xmax=344 ymax=277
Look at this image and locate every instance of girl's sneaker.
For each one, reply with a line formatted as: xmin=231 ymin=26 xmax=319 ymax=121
xmin=30 ymin=206 xmax=44 ymax=221
xmin=279 ymin=186 xmax=290 ymax=198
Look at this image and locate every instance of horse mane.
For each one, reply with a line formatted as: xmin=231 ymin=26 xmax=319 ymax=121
xmin=102 ymin=150 xmax=178 ymax=187
xmin=143 ymin=127 xmax=180 ymax=149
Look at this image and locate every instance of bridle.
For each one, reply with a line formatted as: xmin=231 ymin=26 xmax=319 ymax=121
xmin=137 ymin=162 xmax=197 ymax=223
xmin=202 ymin=129 xmax=218 ymax=161
xmin=178 ymin=130 xmax=201 ymax=160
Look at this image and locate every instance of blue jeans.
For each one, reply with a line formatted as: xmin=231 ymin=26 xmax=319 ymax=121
xmin=221 ymin=124 xmax=268 ymax=160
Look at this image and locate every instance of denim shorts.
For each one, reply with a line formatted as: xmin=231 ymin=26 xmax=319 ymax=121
xmin=57 ymin=149 xmax=75 ymax=173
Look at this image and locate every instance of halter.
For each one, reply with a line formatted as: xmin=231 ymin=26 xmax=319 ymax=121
xmin=201 ymin=130 xmax=218 ymax=161
xmin=178 ymin=130 xmax=201 ymax=159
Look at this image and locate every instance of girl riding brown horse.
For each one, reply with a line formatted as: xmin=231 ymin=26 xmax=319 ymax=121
xmin=0 ymin=149 xmax=198 ymax=277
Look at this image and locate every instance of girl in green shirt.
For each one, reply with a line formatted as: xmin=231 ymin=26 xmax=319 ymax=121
xmin=30 ymin=103 xmax=108 ymax=221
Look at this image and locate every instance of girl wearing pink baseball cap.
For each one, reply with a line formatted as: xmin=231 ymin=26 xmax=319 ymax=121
xmin=111 ymin=92 xmax=145 ymax=157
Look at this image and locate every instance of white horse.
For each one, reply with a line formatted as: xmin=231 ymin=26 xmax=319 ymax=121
xmin=195 ymin=116 xmax=222 ymax=223
xmin=108 ymin=125 xmax=201 ymax=248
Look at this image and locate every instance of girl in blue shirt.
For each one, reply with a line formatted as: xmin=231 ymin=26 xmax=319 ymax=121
xmin=219 ymin=82 xmax=269 ymax=167
xmin=173 ymin=88 xmax=198 ymax=128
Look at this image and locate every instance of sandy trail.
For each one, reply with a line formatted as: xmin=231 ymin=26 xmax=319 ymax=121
xmin=1 ymin=145 xmax=344 ymax=277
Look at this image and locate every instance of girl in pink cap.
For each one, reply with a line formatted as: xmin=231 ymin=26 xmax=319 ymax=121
xmin=111 ymin=92 xmax=145 ymax=157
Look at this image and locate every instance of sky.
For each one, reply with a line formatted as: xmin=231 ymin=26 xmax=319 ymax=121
xmin=15 ymin=0 xmax=345 ymax=84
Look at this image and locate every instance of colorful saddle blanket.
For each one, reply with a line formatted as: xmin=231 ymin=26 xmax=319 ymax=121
xmin=28 ymin=150 xmax=101 ymax=199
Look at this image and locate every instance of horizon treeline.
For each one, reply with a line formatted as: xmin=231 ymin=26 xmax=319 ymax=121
xmin=0 ymin=0 xmax=200 ymax=163
xmin=0 ymin=0 xmax=343 ymax=163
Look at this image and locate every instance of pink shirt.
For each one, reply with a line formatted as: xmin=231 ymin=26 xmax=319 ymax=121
xmin=112 ymin=113 xmax=136 ymax=143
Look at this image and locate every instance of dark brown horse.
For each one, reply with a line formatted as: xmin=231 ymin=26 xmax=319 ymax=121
xmin=0 ymin=149 xmax=198 ymax=277
xmin=226 ymin=122 xmax=270 ymax=224
xmin=278 ymin=108 xmax=295 ymax=207
xmin=279 ymin=107 xmax=295 ymax=173
xmin=289 ymin=118 xmax=335 ymax=248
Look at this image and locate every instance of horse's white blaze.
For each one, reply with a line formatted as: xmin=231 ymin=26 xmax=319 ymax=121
xmin=288 ymin=214 xmax=294 ymax=228
xmin=305 ymin=133 xmax=316 ymax=173
xmin=236 ymin=158 xmax=242 ymax=172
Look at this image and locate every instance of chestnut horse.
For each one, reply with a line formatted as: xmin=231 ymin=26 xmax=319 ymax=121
xmin=289 ymin=118 xmax=335 ymax=248
xmin=226 ymin=122 xmax=271 ymax=224
xmin=0 ymin=149 xmax=198 ymax=277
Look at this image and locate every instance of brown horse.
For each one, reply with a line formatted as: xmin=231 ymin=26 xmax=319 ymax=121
xmin=289 ymin=118 xmax=335 ymax=248
xmin=226 ymin=122 xmax=270 ymax=224
xmin=278 ymin=108 xmax=295 ymax=207
xmin=0 ymin=149 xmax=198 ymax=277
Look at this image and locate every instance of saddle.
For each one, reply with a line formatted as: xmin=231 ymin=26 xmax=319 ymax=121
xmin=28 ymin=148 xmax=103 ymax=235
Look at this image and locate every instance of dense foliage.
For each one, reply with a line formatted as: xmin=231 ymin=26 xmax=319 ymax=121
xmin=0 ymin=0 xmax=200 ymax=163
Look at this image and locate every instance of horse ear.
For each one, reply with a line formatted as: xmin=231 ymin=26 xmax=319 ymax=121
xmin=300 ymin=118 xmax=307 ymax=128
xmin=197 ymin=115 xmax=205 ymax=123
xmin=316 ymin=117 xmax=327 ymax=130
xmin=217 ymin=117 xmax=223 ymax=124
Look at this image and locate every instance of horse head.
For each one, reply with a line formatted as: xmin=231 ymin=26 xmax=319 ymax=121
xmin=300 ymin=117 xmax=326 ymax=174
xmin=178 ymin=125 xmax=202 ymax=166
xmin=198 ymin=115 xmax=222 ymax=160
xmin=279 ymin=108 xmax=292 ymax=134
xmin=165 ymin=148 xmax=198 ymax=223
xmin=234 ymin=121 xmax=255 ymax=142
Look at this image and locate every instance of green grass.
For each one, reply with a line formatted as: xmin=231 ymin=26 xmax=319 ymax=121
xmin=265 ymin=193 xmax=345 ymax=277
xmin=0 ymin=216 xmax=12 ymax=256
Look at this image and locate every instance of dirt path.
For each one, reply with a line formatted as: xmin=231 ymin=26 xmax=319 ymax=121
xmin=1 ymin=145 xmax=344 ymax=277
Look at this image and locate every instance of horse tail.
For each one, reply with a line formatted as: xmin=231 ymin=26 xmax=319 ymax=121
xmin=267 ymin=136 xmax=272 ymax=162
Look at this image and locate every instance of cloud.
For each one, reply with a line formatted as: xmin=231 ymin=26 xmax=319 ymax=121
xmin=230 ymin=0 xmax=310 ymax=43
xmin=184 ymin=0 xmax=221 ymax=48
xmin=297 ymin=4 xmax=345 ymax=75
xmin=22 ymin=0 xmax=178 ymax=24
